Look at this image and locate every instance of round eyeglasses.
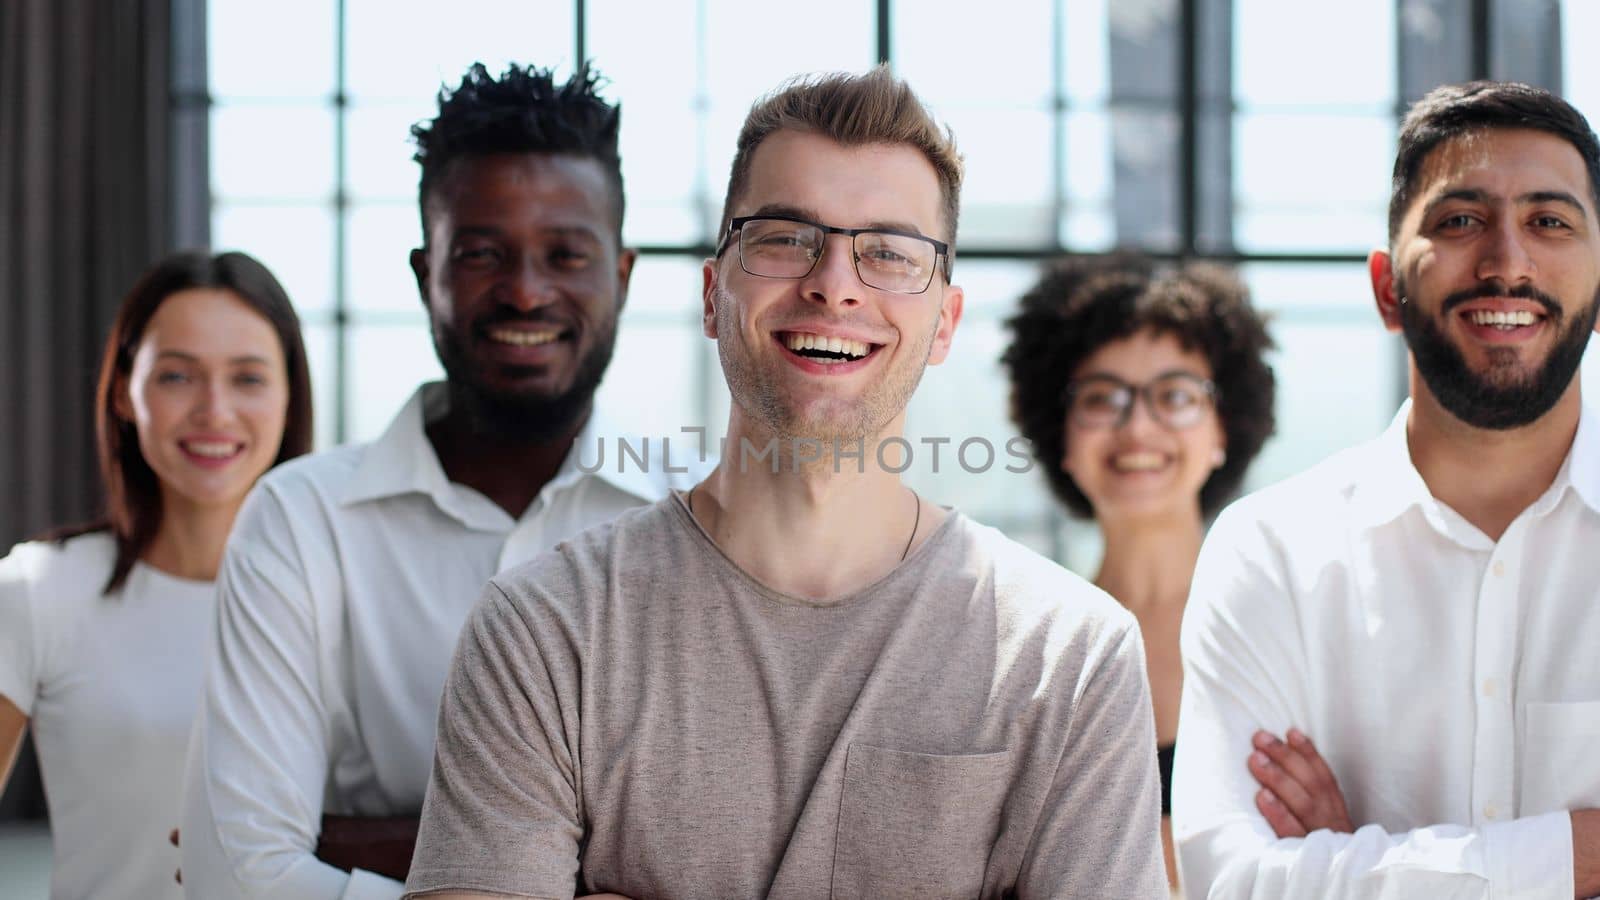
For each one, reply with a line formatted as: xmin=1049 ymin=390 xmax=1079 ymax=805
xmin=716 ymin=213 xmax=951 ymax=295
xmin=1063 ymin=372 xmax=1218 ymax=430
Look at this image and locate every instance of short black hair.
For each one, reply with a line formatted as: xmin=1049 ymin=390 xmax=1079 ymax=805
xmin=411 ymin=62 xmax=624 ymax=240
xmin=1389 ymin=81 xmax=1600 ymax=243
xmin=1001 ymin=255 xmax=1277 ymax=519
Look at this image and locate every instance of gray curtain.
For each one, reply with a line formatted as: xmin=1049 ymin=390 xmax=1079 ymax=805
xmin=0 ymin=0 xmax=207 ymax=820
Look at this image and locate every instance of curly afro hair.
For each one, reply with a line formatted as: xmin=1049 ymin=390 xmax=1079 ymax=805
xmin=1001 ymin=255 xmax=1277 ymax=519
xmin=411 ymin=62 xmax=624 ymax=239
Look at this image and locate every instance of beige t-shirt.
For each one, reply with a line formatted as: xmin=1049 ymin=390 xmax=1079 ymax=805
xmin=406 ymin=493 xmax=1166 ymax=900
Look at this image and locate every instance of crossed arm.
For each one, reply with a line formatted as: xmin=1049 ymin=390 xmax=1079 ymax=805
xmin=1175 ymin=510 xmax=1590 ymax=899
xmin=1245 ymin=725 xmax=1600 ymax=899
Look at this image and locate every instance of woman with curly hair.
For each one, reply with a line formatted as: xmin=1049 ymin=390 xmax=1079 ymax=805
xmin=1001 ymin=255 xmax=1276 ymax=889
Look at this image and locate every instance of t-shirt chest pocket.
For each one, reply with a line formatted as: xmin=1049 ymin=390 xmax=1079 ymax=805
xmin=831 ymin=743 xmax=1012 ymax=900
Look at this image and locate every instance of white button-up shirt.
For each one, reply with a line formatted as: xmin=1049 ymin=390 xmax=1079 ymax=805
xmin=1175 ymin=399 xmax=1600 ymax=900
xmin=181 ymin=383 xmax=707 ymax=899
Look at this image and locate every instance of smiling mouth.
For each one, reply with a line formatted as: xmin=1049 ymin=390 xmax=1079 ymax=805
xmin=1463 ymin=309 xmax=1543 ymax=330
xmin=181 ymin=439 xmax=244 ymax=460
xmin=779 ymin=331 xmax=879 ymax=363
xmin=487 ymin=327 xmax=565 ymax=347
xmin=1110 ymin=451 xmax=1168 ymax=473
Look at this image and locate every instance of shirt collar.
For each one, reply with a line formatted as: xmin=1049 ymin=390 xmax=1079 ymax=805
xmin=340 ymin=381 xmax=688 ymax=510
xmin=1541 ymin=393 xmax=1600 ymax=517
xmin=1351 ymin=393 xmax=1600 ymax=530
xmin=1574 ymin=397 xmax=1600 ymax=513
xmin=1348 ymin=400 xmax=1433 ymax=530
xmin=341 ymin=382 xmax=453 ymax=507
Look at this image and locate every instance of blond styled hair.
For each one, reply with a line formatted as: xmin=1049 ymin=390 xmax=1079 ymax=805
xmin=717 ymin=66 xmax=963 ymax=255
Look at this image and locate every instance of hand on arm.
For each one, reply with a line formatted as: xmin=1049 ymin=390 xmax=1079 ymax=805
xmin=0 ymin=694 xmax=26 ymax=790
xmin=1247 ymin=728 xmax=1355 ymax=838
xmin=1177 ymin=512 xmax=1577 ymax=899
xmin=1573 ymin=809 xmax=1600 ymax=900
xmin=315 ymin=814 xmax=421 ymax=882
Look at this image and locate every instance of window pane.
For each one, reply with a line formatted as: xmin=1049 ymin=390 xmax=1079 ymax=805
xmin=946 ymin=108 xmax=1055 ymax=248
xmin=595 ymin=322 xmax=703 ymax=440
xmin=897 ymin=0 xmax=1054 ymax=248
xmin=211 ymin=104 xmax=337 ymax=202
xmin=347 ymin=202 xmax=424 ymax=315
xmin=1239 ymin=264 xmax=1400 ymax=491
xmin=588 ymin=0 xmax=703 ymax=245
xmin=1059 ymin=110 xmax=1115 ymax=250
xmin=299 ymin=321 xmax=340 ymax=452
xmin=1233 ymin=114 xmax=1393 ymax=252
xmin=905 ymin=260 xmax=1053 ymax=544
xmin=210 ymin=0 xmax=336 ymax=100
xmin=1235 ymin=0 xmax=1394 ymax=109
xmin=345 ymin=322 xmax=442 ymax=442
xmin=1563 ymin=0 xmax=1600 ymax=126
xmin=895 ymin=0 xmax=1053 ymax=106
xmin=700 ymin=0 xmax=875 ymax=241
xmin=623 ymin=255 xmax=702 ymax=317
xmin=347 ymin=102 xmax=435 ymax=202
xmin=1061 ymin=0 xmax=1112 ymax=106
xmin=345 ymin=0 xmax=574 ymax=103
xmin=212 ymin=203 xmax=336 ymax=317
xmin=1234 ymin=0 xmax=1391 ymax=254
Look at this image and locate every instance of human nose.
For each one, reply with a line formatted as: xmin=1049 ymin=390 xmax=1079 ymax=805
xmin=798 ymin=233 xmax=864 ymax=308
xmin=502 ymin=256 xmax=559 ymax=312
xmin=1475 ymin=216 xmax=1537 ymax=286
xmin=192 ymin=377 xmax=237 ymax=425
xmin=1114 ymin=388 xmax=1163 ymax=433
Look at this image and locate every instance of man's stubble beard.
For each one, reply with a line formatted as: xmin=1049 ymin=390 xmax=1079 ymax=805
xmin=1397 ymin=274 xmax=1599 ymax=431
xmin=432 ymin=309 xmax=618 ymax=443
xmin=712 ymin=284 xmax=939 ymax=447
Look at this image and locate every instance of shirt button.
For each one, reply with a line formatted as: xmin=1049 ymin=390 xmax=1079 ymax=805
xmin=1492 ymin=561 xmax=1506 ymax=577
xmin=1482 ymin=679 xmax=1498 ymax=698
xmin=1484 ymin=804 xmax=1499 ymax=820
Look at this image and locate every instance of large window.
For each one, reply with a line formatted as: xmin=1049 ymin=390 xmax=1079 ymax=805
xmin=203 ymin=0 xmax=1592 ymax=568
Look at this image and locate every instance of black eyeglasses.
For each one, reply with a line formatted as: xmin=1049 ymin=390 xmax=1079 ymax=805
xmin=716 ymin=214 xmax=951 ymax=295
xmin=1063 ymin=372 xmax=1218 ymax=430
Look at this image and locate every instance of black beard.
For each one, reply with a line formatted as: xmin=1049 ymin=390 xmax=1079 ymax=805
xmin=1398 ymin=278 xmax=1597 ymax=430
xmin=433 ymin=317 xmax=616 ymax=444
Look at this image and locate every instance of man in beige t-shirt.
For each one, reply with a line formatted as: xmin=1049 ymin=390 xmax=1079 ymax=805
xmin=405 ymin=67 xmax=1167 ymax=900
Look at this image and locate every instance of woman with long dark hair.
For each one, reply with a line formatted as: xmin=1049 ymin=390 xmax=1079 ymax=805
xmin=0 ymin=250 xmax=313 ymax=899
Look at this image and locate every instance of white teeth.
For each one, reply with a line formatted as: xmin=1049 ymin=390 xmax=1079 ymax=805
xmin=488 ymin=328 xmax=560 ymax=346
xmin=1111 ymin=451 xmax=1167 ymax=472
xmin=783 ymin=332 xmax=870 ymax=359
xmin=185 ymin=441 xmax=239 ymax=459
xmin=1468 ymin=310 xmax=1537 ymax=328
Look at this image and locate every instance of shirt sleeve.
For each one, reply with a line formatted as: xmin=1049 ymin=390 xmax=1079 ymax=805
xmin=181 ymin=485 xmax=404 ymax=900
xmin=0 ymin=546 xmax=40 ymax=713
xmin=1173 ymin=508 xmax=1576 ymax=900
xmin=403 ymin=580 xmax=584 ymax=899
xmin=1015 ymin=622 xmax=1169 ymax=899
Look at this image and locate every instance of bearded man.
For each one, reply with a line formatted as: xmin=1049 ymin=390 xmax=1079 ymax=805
xmin=1174 ymin=81 xmax=1600 ymax=900
xmin=181 ymin=63 xmax=699 ymax=899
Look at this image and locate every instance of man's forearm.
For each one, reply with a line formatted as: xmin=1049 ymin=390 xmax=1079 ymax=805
xmin=1574 ymin=810 xmax=1600 ymax=899
xmin=317 ymin=814 xmax=421 ymax=882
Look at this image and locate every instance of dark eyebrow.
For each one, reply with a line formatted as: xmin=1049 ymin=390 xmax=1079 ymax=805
xmin=746 ymin=203 xmax=930 ymax=238
xmin=1421 ymin=187 xmax=1591 ymax=221
xmin=1519 ymin=190 xmax=1588 ymax=214
xmin=451 ymin=224 xmax=602 ymax=242
xmin=156 ymin=350 xmax=274 ymax=366
xmin=1419 ymin=189 xmax=1489 ymax=222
